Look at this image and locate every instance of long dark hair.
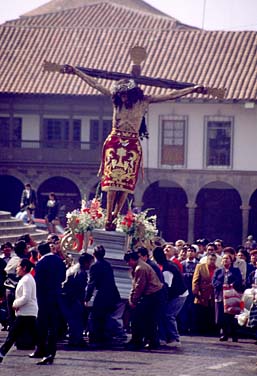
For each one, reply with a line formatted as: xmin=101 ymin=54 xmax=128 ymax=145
xmin=111 ymin=86 xmax=144 ymax=110
xmin=112 ymin=87 xmax=149 ymax=140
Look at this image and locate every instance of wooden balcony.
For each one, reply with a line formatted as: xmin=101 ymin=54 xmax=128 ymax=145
xmin=0 ymin=139 xmax=102 ymax=165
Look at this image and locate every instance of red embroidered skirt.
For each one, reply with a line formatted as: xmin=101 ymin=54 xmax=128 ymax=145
xmin=100 ymin=130 xmax=142 ymax=194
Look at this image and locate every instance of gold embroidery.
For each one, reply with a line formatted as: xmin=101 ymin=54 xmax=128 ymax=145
xmin=104 ymin=143 xmax=141 ymax=186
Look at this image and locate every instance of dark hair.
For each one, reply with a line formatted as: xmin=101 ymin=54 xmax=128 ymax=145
xmin=236 ymin=245 xmax=245 ymax=252
xmin=25 ymin=183 xmax=31 ymax=188
xmin=224 ymin=246 xmax=236 ymax=256
xmin=14 ymin=240 xmax=27 ymax=258
xmin=49 ymin=192 xmax=56 ymax=200
xmin=18 ymin=234 xmax=32 ymax=245
xmin=1 ymin=241 xmax=13 ymax=250
xmin=207 ymin=242 xmax=218 ymax=251
xmin=93 ymin=245 xmax=105 ymax=260
xmin=79 ymin=253 xmax=94 ymax=266
xmin=137 ymin=247 xmax=149 ymax=258
xmin=29 ymin=248 xmax=39 ymax=260
xmin=124 ymin=250 xmax=139 ymax=262
xmin=19 ymin=258 xmax=34 ymax=273
xmin=52 ymin=236 xmax=60 ymax=244
xmin=112 ymin=86 xmax=149 ymax=140
xmin=48 ymin=234 xmax=59 ymax=243
xmin=214 ymin=239 xmax=224 ymax=247
xmin=38 ymin=241 xmax=51 ymax=256
xmin=153 ymin=246 xmax=167 ymax=265
xmin=187 ymin=245 xmax=197 ymax=252
xmin=237 ymin=248 xmax=250 ymax=262
xmin=112 ymin=86 xmax=144 ymax=110
xmin=139 ymin=116 xmax=149 ymax=140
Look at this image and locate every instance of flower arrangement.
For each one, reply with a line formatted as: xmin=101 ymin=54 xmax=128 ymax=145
xmin=66 ymin=198 xmax=105 ymax=233
xmin=116 ymin=208 xmax=158 ymax=247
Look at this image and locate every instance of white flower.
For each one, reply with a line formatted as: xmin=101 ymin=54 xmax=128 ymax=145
xmin=65 ymin=200 xmax=106 ymax=233
xmin=116 ymin=209 xmax=158 ymax=242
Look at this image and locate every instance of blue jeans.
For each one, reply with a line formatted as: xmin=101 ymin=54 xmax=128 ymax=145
xmin=159 ymin=295 xmax=187 ymax=342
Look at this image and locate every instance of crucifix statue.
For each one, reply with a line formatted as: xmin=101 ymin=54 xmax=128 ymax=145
xmin=43 ymin=46 xmax=225 ymax=231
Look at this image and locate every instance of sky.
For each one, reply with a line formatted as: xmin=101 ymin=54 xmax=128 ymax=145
xmin=0 ymin=0 xmax=257 ymax=30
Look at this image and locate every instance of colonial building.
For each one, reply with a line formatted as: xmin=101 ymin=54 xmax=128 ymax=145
xmin=0 ymin=0 xmax=256 ymax=246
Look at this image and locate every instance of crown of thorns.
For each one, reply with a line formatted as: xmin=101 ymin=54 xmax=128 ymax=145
xmin=111 ymin=79 xmax=137 ymax=95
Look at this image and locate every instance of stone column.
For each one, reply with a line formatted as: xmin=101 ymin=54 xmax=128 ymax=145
xmin=240 ymin=204 xmax=251 ymax=244
xmin=68 ymin=112 xmax=73 ymax=156
xmin=133 ymin=188 xmax=144 ymax=211
xmin=186 ymin=202 xmax=197 ymax=243
xmin=38 ymin=108 xmax=44 ymax=160
xmin=9 ymin=105 xmax=14 ymax=149
xmin=133 ymin=201 xmax=143 ymax=211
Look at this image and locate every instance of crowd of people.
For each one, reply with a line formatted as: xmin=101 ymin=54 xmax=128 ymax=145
xmin=15 ymin=183 xmax=60 ymax=232
xmin=0 ymin=231 xmax=257 ymax=364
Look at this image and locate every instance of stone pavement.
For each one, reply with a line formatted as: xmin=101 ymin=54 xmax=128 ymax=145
xmin=0 ymin=332 xmax=257 ymax=376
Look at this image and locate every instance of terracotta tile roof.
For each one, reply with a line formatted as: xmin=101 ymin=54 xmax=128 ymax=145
xmin=21 ymin=0 xmax=175 ymax=19
xmin=4 ymin=2 xmax=190 ymax=30
xmin=0 ymin=4 xmax=256 ymax=100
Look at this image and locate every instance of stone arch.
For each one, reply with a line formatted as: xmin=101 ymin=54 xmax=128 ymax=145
xmin=37 ymin=177 xmax=81 ymax=226
xmin=196 ymin=177 xmax=241 ymax=199
xmin=195 ymin=181 xmax=242 ymax=247
xmin=0 ymin=175 xmax=24 ymax=215
xmin=142 ymin=179 xmax=188 ymax=242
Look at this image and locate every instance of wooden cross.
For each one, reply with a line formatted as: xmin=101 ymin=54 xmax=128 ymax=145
xmin=43 ymin=46 xmax=225 ymax=99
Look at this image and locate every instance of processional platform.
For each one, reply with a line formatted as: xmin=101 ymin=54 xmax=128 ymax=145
xmin=90 ymin=229 xmax=131 ymax=299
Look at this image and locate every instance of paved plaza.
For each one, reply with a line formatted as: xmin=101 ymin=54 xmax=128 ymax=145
xmin=0 ymin=332 xmax=257 ymax=376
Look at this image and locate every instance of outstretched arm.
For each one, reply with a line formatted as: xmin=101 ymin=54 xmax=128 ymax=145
xmin=43 ymin=61 xmax=111 ymax=96
xmin=147 ymin=85 xmax=225 ymax=103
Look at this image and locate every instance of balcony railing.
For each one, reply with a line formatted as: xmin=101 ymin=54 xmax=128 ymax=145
xmin=0 ymin=139 xmax=102 ymax=164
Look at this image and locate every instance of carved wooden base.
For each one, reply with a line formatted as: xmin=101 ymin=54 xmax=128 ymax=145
xmin=91 ymin=229 xmax=128 ymax=260
xmin=90 ymin=229 xmax=131 ymax=299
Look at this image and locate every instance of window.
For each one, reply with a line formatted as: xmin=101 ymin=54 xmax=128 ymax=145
xmin=90 ymin=118 xmax=112 ymax=149
xmin=159 ymin=115 xmax=187 ymax=167
xmin=0 ymin=117 xmax=22 ymax=147
xmin=90 ymin=119 xmax=99 ymax=149
xmin=73 ymin=119 xmax=81 ymax=142
xmin=205 ymin=116 xmax=233 ymax=168
xmin=43 ymin=118 xmax=81 ymax=148
xmin=72 ymin=119 xmax=81 ymax=148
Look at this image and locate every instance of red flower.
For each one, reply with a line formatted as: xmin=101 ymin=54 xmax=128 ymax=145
xmin=124 ymin=210 xmax=134 ymax=220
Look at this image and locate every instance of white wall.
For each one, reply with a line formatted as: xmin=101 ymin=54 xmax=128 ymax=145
xmin=12 ymin=101 xmax=257 ymax=171
xmin=80 ymin=116 xmax=91 ymax=143
xmin=234 ymin=106 xmax=257 ymax=170
xmin=20 ymin=114 xmax=40 ymax=140
xmin=144 ymin=101 xmax=257 ymax=171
